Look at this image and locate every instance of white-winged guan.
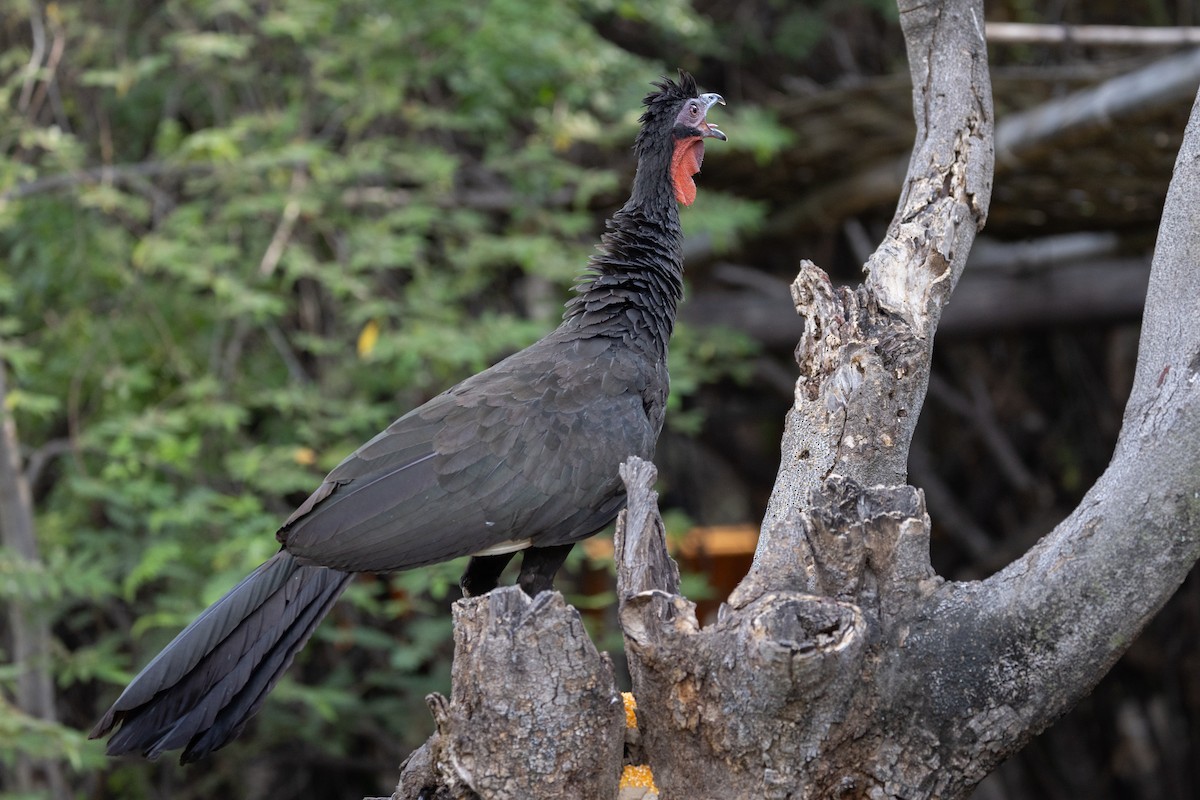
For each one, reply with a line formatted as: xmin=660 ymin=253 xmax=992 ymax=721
xmin=91 ymin=71 xmax=725 ymax=763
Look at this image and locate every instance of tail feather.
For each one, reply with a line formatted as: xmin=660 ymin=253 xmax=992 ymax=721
xmin=91 ymin=550 xmax=352 ymax=762
xmin=180 ymin=568 xmax=346 ymax=762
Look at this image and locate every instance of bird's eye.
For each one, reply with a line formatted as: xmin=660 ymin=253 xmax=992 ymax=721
xmin=689 ymin=102 xmax=700 ymax=116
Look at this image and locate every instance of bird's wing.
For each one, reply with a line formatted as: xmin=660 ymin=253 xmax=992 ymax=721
xmin=277 ymin=336 xmax=659 ymax=573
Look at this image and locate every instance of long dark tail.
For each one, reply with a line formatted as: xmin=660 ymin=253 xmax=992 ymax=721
xmin=90 ymin=550 xmax=352 ymax=763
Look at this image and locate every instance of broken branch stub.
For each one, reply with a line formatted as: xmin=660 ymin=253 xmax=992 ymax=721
xmin=616 ymin=456 xmax=944 ymax=797
xmin=733 ymin=264 xmax=930 ymax=608
xmin=745 ymin=0 xmax=993 ymax=611
xmin=393 ymin=588 xmax=624 ymax=800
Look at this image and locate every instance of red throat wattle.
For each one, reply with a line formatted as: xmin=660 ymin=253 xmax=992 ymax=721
xmin=671 ymin=137 xmax=706 ymax=206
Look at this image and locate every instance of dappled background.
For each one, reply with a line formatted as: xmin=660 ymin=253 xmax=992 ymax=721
xmin=2 ymin=1 xmax=1198 ymax=798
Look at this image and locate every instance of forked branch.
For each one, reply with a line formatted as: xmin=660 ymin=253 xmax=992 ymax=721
xmin=388 ymin=0 xmax=1200 ymax=797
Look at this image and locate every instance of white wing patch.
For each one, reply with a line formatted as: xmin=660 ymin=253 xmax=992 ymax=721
xmin=470 ymin=537 xmax=533 ymax=557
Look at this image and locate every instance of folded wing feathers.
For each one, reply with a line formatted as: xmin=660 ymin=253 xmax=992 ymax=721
xmin=277 ymin=341 xmax=657 ymax=572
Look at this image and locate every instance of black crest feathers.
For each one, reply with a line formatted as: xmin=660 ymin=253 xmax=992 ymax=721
xmin=640 ymin=70 xmax=699 ymax=123
xmin=635 ymin=70 xmax=700 ymax=154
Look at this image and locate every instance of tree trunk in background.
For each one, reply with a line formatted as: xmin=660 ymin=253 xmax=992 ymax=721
xmin=384 ymin=0 xmax=1200 ymax=796
xmin=0 ymin=357 xmax=67 ymax=797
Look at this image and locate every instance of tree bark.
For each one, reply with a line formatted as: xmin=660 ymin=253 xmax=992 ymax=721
xmin=747 ymin=0 xmax=994 ymax=594
xmin=0 ymin=357 xmax=67 ymax=797
xmin=384 ymin=0 xmax=1200 ymax=797
xmin=393 ymin=589 xmax=624 ymax=800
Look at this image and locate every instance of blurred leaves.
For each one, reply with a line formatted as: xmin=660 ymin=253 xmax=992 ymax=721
xmin=0 ymin=696 xmax=104 ymax=773
xmin=0 ymin=0 xmax=770 ymax=797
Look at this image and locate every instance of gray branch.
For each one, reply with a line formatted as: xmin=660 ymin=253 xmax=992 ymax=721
xmin=895 ymin=85 xmax=1200 ymax=793
xmin=683 ymin=248 xmax=1151 ymax=347
xmin=742 ymin=0 xmax=993 ymax=603
xmin=782 ymin=47 xmax=1200 ymax=229
xmin=986 ymin=22 xmax=1200 ymax=47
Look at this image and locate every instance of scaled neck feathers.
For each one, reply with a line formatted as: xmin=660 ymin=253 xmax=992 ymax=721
xmin=560 ymin=178 xmax=684 ymax=357
xmin=560 ymin=74 xmax=696 ymax=355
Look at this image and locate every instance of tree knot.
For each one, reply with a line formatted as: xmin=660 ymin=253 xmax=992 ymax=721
xmin=804 ymin=477 xmax=937 ymax=619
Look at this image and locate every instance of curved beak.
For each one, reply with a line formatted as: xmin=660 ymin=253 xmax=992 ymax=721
xmin=698 ymin=93 xmax=727 ymax=141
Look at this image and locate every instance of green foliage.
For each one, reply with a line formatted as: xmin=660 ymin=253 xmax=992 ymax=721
xmin=719 ymin=106 xmax=796 ymax=167
xmin=683 ymin=190 xmax=770 ymax=253
xmin=0 ymin=1 xmax=764 ymax=797
xmin=0 ymin=696 xmax=106 ymax=775
xmin=667 ymin=323 xmax=760 ymax=435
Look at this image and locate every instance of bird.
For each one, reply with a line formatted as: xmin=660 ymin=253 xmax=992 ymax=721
xmin=90 ymin=71 xmax=725 ymax=764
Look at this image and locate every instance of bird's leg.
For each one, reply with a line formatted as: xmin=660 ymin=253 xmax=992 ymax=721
xmin=517 ymin=544 xmax=575 ymax=596
xmin=460 ymin=552 xmax=517 ymax=597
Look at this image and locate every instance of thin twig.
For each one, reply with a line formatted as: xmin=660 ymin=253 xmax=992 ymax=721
xmin=24 ymin=438 xmax=72 ymax=489
xmin=776 ymin=49 xmax=1200 ymax=228
xmin=927 ymin=371 xmax=1038 ymax=495
xmin=264 ymin=321 xmax=312 ymax=385
xmin=0 ymin=162 xmax=211 ymax=203
xmin=908 ymin=440 xmax=995 ymax=563
xmin=24 ymin=13 xmax=66 ymax=124
xmin=987 ymin=22 xmax=1200 ymax=47
xmin=259 ymin=168 xmax=309 ymax=276
xmin=17 ymin=1 xmax=46 ymax=113
xmin=995 ymin=48 xmax=1200 ymax=167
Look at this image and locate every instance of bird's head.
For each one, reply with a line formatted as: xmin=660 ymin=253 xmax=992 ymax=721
xmin=636 ymin=70 xmax=726 ymax=207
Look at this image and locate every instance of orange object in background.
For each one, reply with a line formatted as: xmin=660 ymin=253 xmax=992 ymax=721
xmin=581 ymin=524 xmax=759 ymax=623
